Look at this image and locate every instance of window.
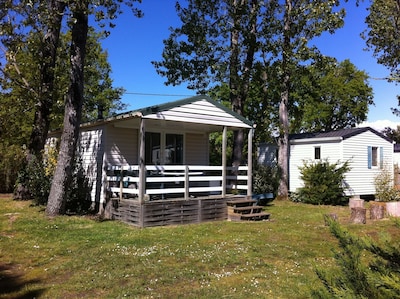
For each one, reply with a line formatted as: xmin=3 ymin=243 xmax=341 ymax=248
xmin=145 ymin=132 xmax=184 ymax=165
xmin=372 ymin=146 xmax=378 ymax=167
xmin=165 ymin=134 xmax=183 ymax=164
xmin=368 ymin=146 xmax=383 ymax=169
xmin=145 ymin=132 xmax=161 ymax=165
xmin=314 ymin=146 xmax=321 ymax=160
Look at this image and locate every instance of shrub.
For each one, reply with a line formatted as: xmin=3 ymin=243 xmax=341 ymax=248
xmin=0 ymin=144 xmax=26 ymax=193
xmin=374 ymin=165 xmax=400 ymax=202
xmin=16 ymin=154 xmax=51 ymax=205
xmin=16 ymin=148 xmax=92 ymax=214
xmin=253 ymin=164 xmax=279 ymax=198
xmin=291 ymin=159 xmax=350 ymax=205
xmin=65 ymin=156 xmax=92 ymax=214
xmin=312 ymin=217 xmax=400 ymax=298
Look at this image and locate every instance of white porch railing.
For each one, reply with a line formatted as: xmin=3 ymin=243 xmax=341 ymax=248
xmin=106 ymin=165 xmax=249 ymax=200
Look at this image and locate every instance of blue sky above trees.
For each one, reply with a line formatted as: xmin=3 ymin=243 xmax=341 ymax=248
xmin=100 ymin=0 xmax=399 ymax=130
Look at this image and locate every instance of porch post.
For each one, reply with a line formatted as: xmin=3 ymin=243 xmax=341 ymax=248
xmin=138 ymin=118 xmax=146 ymax=204
xmin=222 ymin=126 xmax=227 ymax=197
xmin=247 ymin=126 xmax=254 ymax=197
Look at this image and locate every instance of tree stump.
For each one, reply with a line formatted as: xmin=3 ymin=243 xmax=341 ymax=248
xmin=324 ymin=213 xmax=338 ymax=225
xmin=370 ymin=204 xmax=385 ymax=220
xmin=350 ymin=207 xmax=366 ymax=224
xmin=349 ymin=197 xmax=364 ymax=209
xmin=386 ymin=202 xmax=400 ymax=217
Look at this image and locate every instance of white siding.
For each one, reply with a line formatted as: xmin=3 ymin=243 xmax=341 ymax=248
xmin=342 ymin=130 xmax=393 ymax=196
xmin=186 ymin=133 xmax=209 ymax=165
xmin=289 ymin=140 xmax=342 ymax=193
xmin=289 ymin=130 xmax=393 ymax=196
xmin=104 ymin=125 xmax=138 ymax=166
xmin=77 ymin=127 xmax=104 ymax=203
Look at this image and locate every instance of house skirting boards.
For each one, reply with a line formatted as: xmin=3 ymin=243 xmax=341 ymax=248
xmin=110 ymin=197 xmax=228 ymax=228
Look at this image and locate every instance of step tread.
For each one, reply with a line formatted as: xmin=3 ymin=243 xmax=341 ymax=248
xmin=240 ymin=212 xmax=271 ymax=221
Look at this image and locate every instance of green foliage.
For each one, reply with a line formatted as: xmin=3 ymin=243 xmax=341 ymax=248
xmin=0 ymin=144 xmax=26 ymax=193
xmin=312 ymin=217 xmax=400 ymax=298
xmin=65 ymin=157 xmax=92 ymax=215
xmin=381 ymin=125 xmax=400 ymax=143
xmin=291 ymin=159 xmax=350 ymax=205
xmin=16 ymin=150 xmax=91 ymax=214
xmin=374 ymin=165 xmax=400 ymax=202
xmin=17 ymin=155 xmax=51 ymax=205
xmin=364 ymin=0 xmax=400 ymax=77
xmin=292 ymin=59 xmax=373 ymax=132
xmin=253 ymin=164 xmax=279 ymax=198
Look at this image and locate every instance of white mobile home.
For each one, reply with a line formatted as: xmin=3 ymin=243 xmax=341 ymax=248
xmin=289 ymin=127 xmax=394 ymax=197
xmin=48 ymin=95 xmax=255 ymax=226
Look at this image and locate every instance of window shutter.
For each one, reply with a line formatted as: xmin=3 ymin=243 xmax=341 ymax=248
xmin=367 ymin=146 xmax=372 ymax=169
xmin=380 ymin=147 xmax=384 ymax=169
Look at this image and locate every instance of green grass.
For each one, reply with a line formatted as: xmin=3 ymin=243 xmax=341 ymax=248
xmin=0 ymin=195 xmax=398 ymax=298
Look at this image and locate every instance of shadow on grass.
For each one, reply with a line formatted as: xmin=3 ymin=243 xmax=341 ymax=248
xmin=0 ymin=263 xmax=45 ymax=299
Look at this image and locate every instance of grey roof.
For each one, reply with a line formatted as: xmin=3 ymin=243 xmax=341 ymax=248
xmin=290 ymin=127 xmax=393 ymax=143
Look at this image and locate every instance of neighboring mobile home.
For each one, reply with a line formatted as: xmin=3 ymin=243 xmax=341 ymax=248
xmin=258 ymin=127 xmax=394 ymax=198
xmin=48 ymin=95 xmax=255 ymax=226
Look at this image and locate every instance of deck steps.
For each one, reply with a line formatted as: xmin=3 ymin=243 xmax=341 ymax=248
xmin=233 ymin=205 xmax=263 ymax=214
xmin=227 ymin=197 xmax=270 ymax=222
xmin=226 ymin=199 xmax=257 ymax=207
xmin=240 ymin=212 xmax=271 ymax=221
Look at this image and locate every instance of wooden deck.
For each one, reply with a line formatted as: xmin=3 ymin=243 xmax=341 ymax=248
xmin=111 ymin=196 xmax=228 ymax=228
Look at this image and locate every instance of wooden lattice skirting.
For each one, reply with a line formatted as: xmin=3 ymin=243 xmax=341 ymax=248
xmin=111 ymin=198 xmax=228 ymax=228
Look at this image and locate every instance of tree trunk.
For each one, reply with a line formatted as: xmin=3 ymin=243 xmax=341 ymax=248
xmin=229 ymin=0 xmax=242 ymax=169
xmin=28 ymin=0 xmax=66 ymax=157
xmin=277 ymin=0 xmax=291 ymax=200
xmin=229 ymin=0 xmax=258 ymax=169
xmin=46 ymin=2 xmax=88 ymax=216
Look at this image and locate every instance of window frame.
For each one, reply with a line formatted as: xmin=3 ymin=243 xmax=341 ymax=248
xmin=144 ymin=131 xmax=185 ymax=165
xmin=314 ymin=146 xmax=321 ymax=160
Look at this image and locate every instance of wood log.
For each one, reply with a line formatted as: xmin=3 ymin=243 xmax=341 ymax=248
xmin=370 ymin=204 xmax=385 ymax=220
xmin=350 ymin=207 xmax=366 ymax=224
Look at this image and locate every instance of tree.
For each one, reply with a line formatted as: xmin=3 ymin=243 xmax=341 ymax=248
xmin=364 ymin=0 xmax=400 ymax=78
xmin=0 ymin=0 xmax=66 ymax=158
xmin=382 ymin=125 xmax=400 ymax=143
xmin=46 ymin=0 xmax=90 ymax=216
xmin=153 ymin=0 xmax=260 ymax=167
xmin=293 ymin=59 xmax=373 ymax=132
xmin=0 ymin=27 xmax=125 ymax=193
xmin=46 ymin=0 xmax=142 ymax=216
xmin=270 ymin=0 xmax=346 ymax=199
xmin=154 ymin=1 xmax=347 ymax=199
xmin=363 ymin=0 xmax=400 ymax=115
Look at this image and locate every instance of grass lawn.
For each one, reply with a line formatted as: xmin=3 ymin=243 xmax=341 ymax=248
xmin=1 ymin=194 xmax=399 ymax=298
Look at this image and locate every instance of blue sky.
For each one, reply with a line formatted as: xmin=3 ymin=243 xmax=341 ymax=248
xmin=100 ymin=1 xmax=400 ymax=130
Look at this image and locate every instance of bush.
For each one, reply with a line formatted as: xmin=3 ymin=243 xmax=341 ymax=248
xmin=291 ymin=159 xmax=350 ymax=205
xmin=253 ymin=164 xmax=279 ymax=199
xmin=0 ymin=144 xmax=26 ymax=193
xmin=312 ymin=217 xmax=400 ymax=298
xmin=374 ymin=165 xmax=400 ymax=202
xmin=65 ymin=156 xmax=92 ymax=214
xmin=15 ymin=154 xmax=51 ymax=205
xmin=16 ymin=148 xmax=92 ymax=214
